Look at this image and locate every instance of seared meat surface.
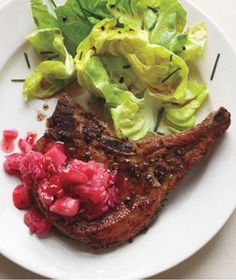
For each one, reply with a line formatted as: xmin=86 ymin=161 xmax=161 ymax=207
xmin=33 ymin=94 xmax=231 ymax=248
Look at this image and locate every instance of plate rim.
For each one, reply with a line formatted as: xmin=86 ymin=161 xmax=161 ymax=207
xmin=0 ymin=0 xmax=235 ymax=278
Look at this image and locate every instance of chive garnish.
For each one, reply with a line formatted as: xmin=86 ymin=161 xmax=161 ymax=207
xmin=123 ymin=64 xmax=131 ymax=69
xmin=149 ymin=20 xmax=157 ymax=31
xmin=40 ymin=51 xmax=54 ymax=55
xmin=171 ymin=102 xmax=180 ymax=106
xmin=47 ymin=54 xmax=59 ymax=60
xmin=82 ymin=8 xmax=104 ymax=20
xmin=62 ymin=16 xmax=68 ymax=22
xmin=116 ymin=22 xmax=125 ymax=28
xmin=24 ymin=52 xmax=31 ymax=69
xmin=157 ymin=131 xmax=165 ymax=136
xmin=49 ymin=0 xmax=57 ymax=8
xmin=79 ymin=51 xmax=83 ymax=61
xmin=76 ymin=0 xmax=92 ymax=28
xmin=119 ymin=77 xmax=124 ymax=83
xmin=155 ymin=108 xmax=164 ymax=132
xmin=210 ymin=53 xmax=220 ymax=81
xmin=162 ymin=67 xmax=181 ymax=83
xmin=11 ymin=79 xmax=25 ymax=82
xmin=147 ymin=6 xmax=159 ymax=13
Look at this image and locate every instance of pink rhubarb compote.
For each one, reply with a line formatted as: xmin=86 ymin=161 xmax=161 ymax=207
xmin=3 ymin=138 xmax=118 ymax=234
xmin=1 ymin=129 xmax=18 ymax=153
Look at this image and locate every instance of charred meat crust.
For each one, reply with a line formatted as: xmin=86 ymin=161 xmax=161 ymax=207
xmin=33 ymin=94 xmax=231 ymax=248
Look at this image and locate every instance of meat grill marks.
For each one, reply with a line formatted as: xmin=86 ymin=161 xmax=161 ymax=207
xmin=33 ymin=94 xmax=231 ymax=248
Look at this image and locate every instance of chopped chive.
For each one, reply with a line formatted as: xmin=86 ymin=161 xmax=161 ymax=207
xmin=210 ymin=53 xmax=221 ymax=81
xmin=157 ymin=131 xmax=165 ymax=136
xmin=170 ymin=54 xmax=173 ymax=62
xmin=116 ymin=22 xmax=125 ymax=28
xmin=119 ymin=76 xmax=124 ymax=83
xmin=79 ymin=51 xmax=83 ymax=61
xmin=76 ymin=0 xmax=92 ymax=28
xmin=162 ymin=67 xmax=181 ymax=83
xmin=123 ymin=64 xmax=131 ymax=69
xmin=11 ymin=79 xmax=25 ymax=82
xmin=24 ymin=52 xmax=31 ymax=69
xmin=62 ymin=15 xmax=68 ymax=22
xmin=40 ymin=51 xmax=54 ymax=55
xmin=149 ymin=20 xmax=157 ymax=31
xmin=171 ymin=102 xmax=180 ymax=106
xmin=82 ymin=8 xmax=104 ymax=20
xmin=185 ymin=28 xmax=190 ymax=35
xmin=147 ymin=6 xmax=159 ymax=13
xmin=141 ymin=21 xmax=144 ymax=30
xmin=49 ymin=0 xmax=57 ymax=8
xmin=128 ymin=0 xmax=131 ymax=8
xmin=154 ymin=108 xmax=164 ymax=132
xmin=47 ymin=54 xmax=59 ymax=60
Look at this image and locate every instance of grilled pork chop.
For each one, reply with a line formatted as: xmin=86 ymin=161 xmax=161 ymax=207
xmin=33 ymin=94 xmax=231 ymax=248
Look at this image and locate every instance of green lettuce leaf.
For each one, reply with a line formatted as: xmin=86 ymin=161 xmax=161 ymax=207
xmin=25 ymin=0 xmax=208 ymax=140
xmin=77 ymin=55 xmax=125 ymax=106
xmin=54 ymin=0 xmax=110 ymax=55
xmin=31 ymin=0 xmax=59 ymax=29
xmin=23 ymin=28 xmax=75 ymax=101
xmin=107 ymin=0 xmax=160 ymax=31
xmin=179 ymin=23 xmax=207 ymax=61
xmin=75 ymin=18 xmax=191 ymax=140
xmin=111 ymin=91 xmax=158 ymax=140
xmin=168 ymin=31 xmax=188 ymax=54
xmin=165 ymin=80 xmax=209 ymax=132
xmin=30 ymin=0 xmax=111 ymax=56
xmin=75 ymin=18 xmax=189 ymax=105
xmin=105 ymin=0 xmax=207 ymax=62
xmin=150 ymin=0 xmax=187 ymax=48
xmin=75 ymin=47 xmax=158 ymax=140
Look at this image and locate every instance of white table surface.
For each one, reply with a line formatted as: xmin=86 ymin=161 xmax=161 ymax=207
xmin=0 ymin=0 xmax=235 ymax=278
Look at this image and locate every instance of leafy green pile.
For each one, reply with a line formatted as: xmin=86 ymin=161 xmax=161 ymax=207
xmin=24 ymin=0 xmax=208 ymax=140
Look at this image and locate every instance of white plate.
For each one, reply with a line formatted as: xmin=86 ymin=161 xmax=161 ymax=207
xmin=0 ymin=0 xmax=235 ymax=278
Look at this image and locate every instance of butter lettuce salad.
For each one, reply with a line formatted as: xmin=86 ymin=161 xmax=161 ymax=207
xmin=23 ymin=0 xmax=208 ymax=140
